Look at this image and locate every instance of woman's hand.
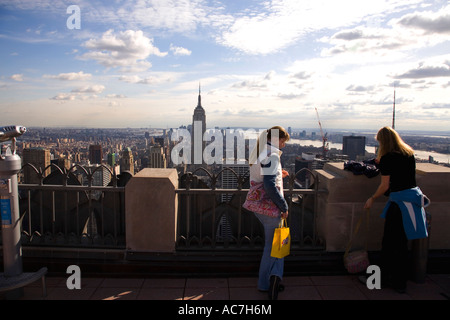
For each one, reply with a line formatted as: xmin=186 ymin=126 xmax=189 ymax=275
xmin=282 ymin=169 xmax=289 ymax=178
xmin=364 ymin=197 xmax=374 ymax=209
xmin=364 ymin=175 xmax=389 ymax=209
xmin=281 ymin=211 xmax=288 ymax=219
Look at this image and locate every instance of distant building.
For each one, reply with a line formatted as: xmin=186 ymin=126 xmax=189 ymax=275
xmin=153 ymin=137 xmax=165 ymax=147
xmin=120 ymin=147 xmax=134 ymax=174
xmin=220 ymin=162 xmax=249 ymax=202
xmin=107 ymin=152 xmax=116 ymax=167
xmin=22 ymin=147 xmax=51 ymax=184
xmin=191 ymin=84 xmax=206 ymax=164
xmin=342 ymin=136 xmax=366 ymax=161
xmin=51 ymin=157 xmax=71 ymax=172
xmin=89 ymin=144 xmax=103 ymax=164
xmin=295 ymin=152 xmax=321 ymax=188
xmin=86 ymin=164 xmax=112 ymax=187
xmin=148 ymin=145 xmax=167 ymax=168
xmin=73 ymin=152 xmax=81 ymax=163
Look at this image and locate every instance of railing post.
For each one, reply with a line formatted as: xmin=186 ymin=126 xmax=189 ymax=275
xmin=125 ymin=168 xmax=178 ymax=252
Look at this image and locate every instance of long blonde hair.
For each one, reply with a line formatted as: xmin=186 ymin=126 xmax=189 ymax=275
xmin=376 ymin=126 xmax=414 ymax=160
xmin=249 ymin=126 xmax=290 ymax=166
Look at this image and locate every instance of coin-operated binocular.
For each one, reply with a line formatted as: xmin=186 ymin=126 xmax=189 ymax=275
xmin=0 ymin=126 xmax=26 ymax=157
xmin=0 ymin=125 xmax=26 ymax=278
xmin=0 ymin=125 xmax=26 ymax=142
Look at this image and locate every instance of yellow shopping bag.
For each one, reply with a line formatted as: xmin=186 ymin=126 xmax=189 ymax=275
xmin=270 ymin=218 xmax=290 ymax=258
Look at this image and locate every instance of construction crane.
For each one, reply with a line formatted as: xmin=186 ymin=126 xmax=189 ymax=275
xmin=315 ymin=107 xmax=329 ymax=158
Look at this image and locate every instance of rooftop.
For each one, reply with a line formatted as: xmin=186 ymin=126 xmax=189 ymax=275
xmin=3 ymin=273 xmax=449 ymax=301
xmin=1 ymin=162 xmax=449 ymax=302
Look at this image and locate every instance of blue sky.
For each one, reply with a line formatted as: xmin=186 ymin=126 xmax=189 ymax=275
xmin=1 ymin=0 xmax=449 ymax=131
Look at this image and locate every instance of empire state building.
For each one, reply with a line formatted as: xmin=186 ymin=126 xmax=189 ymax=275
xmin=192 ymin=84 xmax=206 ymax=164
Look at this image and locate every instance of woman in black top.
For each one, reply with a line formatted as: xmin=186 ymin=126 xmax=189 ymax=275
xmin=364 ymin=126 xmax=416 ymax=293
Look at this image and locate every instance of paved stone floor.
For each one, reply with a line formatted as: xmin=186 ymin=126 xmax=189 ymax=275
xmin=2 ymin=273 xmax=449 ymax=300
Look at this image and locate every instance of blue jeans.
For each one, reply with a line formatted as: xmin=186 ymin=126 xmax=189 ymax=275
xmin=254 ymin=212 xmax=284 ymax=291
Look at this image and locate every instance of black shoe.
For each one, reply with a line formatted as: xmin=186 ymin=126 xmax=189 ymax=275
xmin=394 ymin=286 xmax=406 ymax=294
xmin=392 ymin=282 xmax=407 ymax=294
xmin=269 ymin=275 xmax=281 ymax=300
xmin=258 ymin=284 xmax=284 ymax=293
xmin=358 ymin=275 xmax=368 ymax=285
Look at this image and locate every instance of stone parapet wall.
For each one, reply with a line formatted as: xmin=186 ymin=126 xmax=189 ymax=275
xmin=315 ymin=162 xmax=450 ymax=252
xmin=125 ymin=168 xmax=178 ymax=252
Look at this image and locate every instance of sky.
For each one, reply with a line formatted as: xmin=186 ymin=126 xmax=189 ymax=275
xmin=1 ymin=0 xmax=450 ymax=132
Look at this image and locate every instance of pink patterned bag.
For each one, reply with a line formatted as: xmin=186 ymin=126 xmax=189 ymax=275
xmin=243 ymin=181 xmax=280 ymax=217
xmin=344 ymin=250 xmax=370 ymax=274
xmin=343 ymin=209 xmax=370 ymax=274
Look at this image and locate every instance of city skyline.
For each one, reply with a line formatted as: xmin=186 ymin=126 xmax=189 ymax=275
xmin=1 ymin=1 xmax=450 ymax=131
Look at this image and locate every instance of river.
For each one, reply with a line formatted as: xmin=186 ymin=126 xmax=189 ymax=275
xmin=288 ymin=139 xmax=449 ymax=164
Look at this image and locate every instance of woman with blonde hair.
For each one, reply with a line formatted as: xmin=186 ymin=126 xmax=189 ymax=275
xmin=248 ymin=126 xmax=290 ymax=300
xmin=364 ymin=126 xmax=428 ymax=293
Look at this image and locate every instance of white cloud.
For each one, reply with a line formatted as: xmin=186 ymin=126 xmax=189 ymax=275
xmin=169 ymin=44 xmax=192 ymax=56
xmin=43 ymin=71 xmax=92 ymax=81
xmin=80 ymin=29 xmax=167 ymax=72
xmin=71 ymin=85 xmax=105 ymax=94
xmin=118 ymin=72 xmax=178 ymax=85
xmin=10 ymin=74 xmax=23 ymax=81
xmin=106 ymin=94 xmax=127 ymax=99
xmin=395 ymin=64 xmax=450 ymax=79
xmin=392 ymin=55 xmax=450 ymax=79
xmin=319 ymin=6 xmax=450 ymax=65
xmin=214 ymin=0 xmax=423 ymax=55
xmin=0 ymin=0 xmax=66 ymax=12
xmin=50 ymin=93 xmax=76 ymax=101
xmin=320 ymin=26 xmax=407 ymax=58
xmin=50 ymin=84 xmax=105 ymax=101
xmin=396 ymin=5 xmax=450 ymax=34
xmin=113 ymin=0 xmax=210 ymax=33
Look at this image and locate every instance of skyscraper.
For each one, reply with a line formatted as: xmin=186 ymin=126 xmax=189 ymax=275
xmin=89 ymin=144 xmax=103 ymax=164
xmin=148 ymin=145 xmax=167 ymax=168
xmin=220 ymin=163 xmax=249 ymax=202
xmin=191 ymin=84 xmax=206 ymax=164
xmin=22 ymin=147 xmax=51 ymax=184
xmin=342 ymin=136 xmax=366 ymax=161
xmin=120 ymin=147 xmax=134 ymax=174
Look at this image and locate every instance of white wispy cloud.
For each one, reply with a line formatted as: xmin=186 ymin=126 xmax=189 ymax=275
xmin=396 ymin=4 xmax=450 ymax=34
xmin=43 ymin=71 xmax=92 ymax=81
xmin=169 ymin=44 xmax=192 ymax=56
xmin=118 ymin=72 xmax=179 ymax=85
xmin=214 ymin=0 xmax=423 ymax=55
xmin=391 ymin=54 xmax=450 ymax=79
xmin=112 ymin=0 xmax=210 ymax=33
xmin=71 ymin=85 xmax=105 ymax=94
xmin=10 ymin=74 xmax=24 ymax=81
xmin=50 ymin=93 xmax=76 ymax=101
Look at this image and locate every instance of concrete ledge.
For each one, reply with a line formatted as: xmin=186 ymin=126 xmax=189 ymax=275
xmin=315 ymin=162 xmax=450 ymax=251
xmin=125 ymin=169 xmax=178 ymax=253
xmin=415 ymin=163 xmax=450 ymax=249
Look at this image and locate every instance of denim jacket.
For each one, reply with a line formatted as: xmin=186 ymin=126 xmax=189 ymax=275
xmin=381 ymin=186 xmax=429 ymax=240
xmin=249 ymin=142 xmax=288 ymax=213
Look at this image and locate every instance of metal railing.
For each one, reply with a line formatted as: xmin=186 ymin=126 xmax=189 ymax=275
xmin=11 ymin=163 xmax=326 ymax=253
xmin=16 ymin=163 xmax=126 ymax=248
xmin=175 ymin=167 xmax=326 ymax=251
